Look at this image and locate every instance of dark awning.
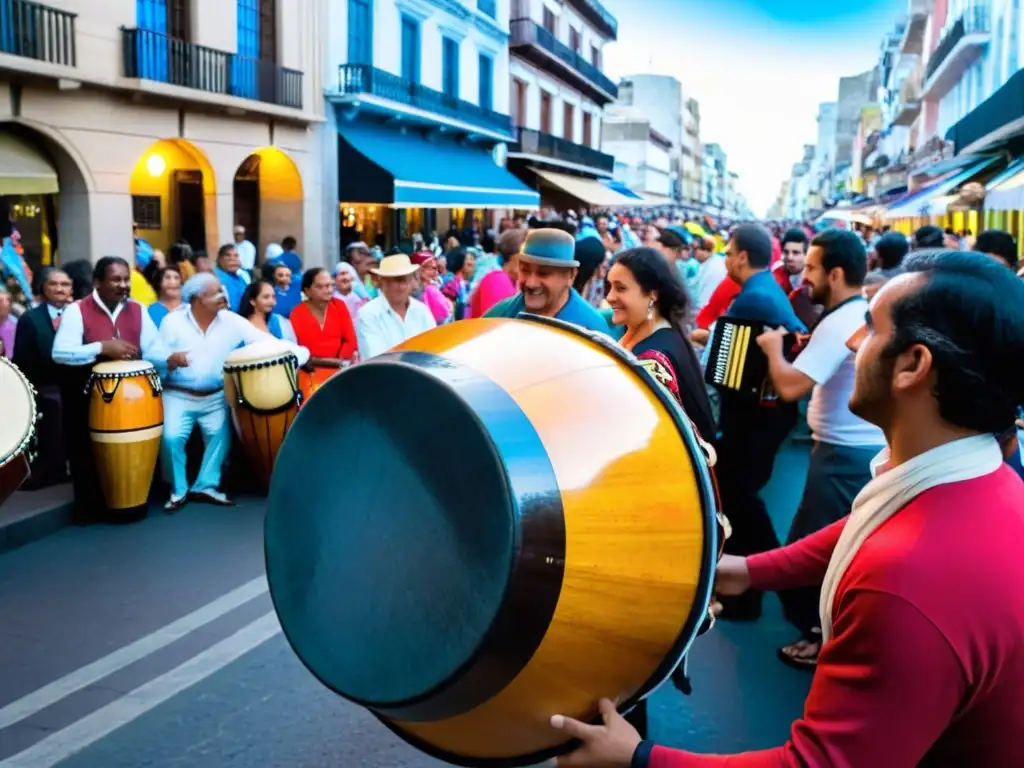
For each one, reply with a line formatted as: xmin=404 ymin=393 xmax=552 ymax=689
xmin=946 ymin=69 xmax=1024 ymax=154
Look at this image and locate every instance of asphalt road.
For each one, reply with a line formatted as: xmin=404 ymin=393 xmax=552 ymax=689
xmin=0 ymin=441 xmax=812 ymax=768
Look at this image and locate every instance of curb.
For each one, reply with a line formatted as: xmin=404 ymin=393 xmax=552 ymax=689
xmin=0 ymin=491 xmax=74 ymax=555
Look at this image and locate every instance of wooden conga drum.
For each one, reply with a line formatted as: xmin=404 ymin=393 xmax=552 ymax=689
xmin=297 ymin=363 xmax=345 ymax=406
xmin=87 ymin=360 xmax=163 ymax=511
xmin=265 ymin=316 xmax=719 ymax=766
xmin=0 ymin=358 xmax=38 ymax=508
xmin=224 ymin=340 xmax=300 ymax=490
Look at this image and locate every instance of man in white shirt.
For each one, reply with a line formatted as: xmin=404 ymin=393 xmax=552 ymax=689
xmin=356 ymin=253 xmax=436 ymax=360
xmin=159 ymin=273 xmax=309 ymax=511
xmin=233 ymin=225 xmax=257 ymax=274
xmin=692 ymin=237 xmax=727 ymax=312
xmin=756 ymin=228 xmax=885 ymax=669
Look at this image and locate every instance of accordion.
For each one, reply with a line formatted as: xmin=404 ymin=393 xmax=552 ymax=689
xmin=704 ymin=317 xmax=796 ymax=400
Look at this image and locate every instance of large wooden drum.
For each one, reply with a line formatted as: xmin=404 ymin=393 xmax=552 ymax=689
xmin=265 ymin=316 xmax=719 ymax=767
xmin=87 ymin=360 xmax=164 ymax=511
xmin=0 ymin=358 xmax=38 ymax=508
xmin=224 ymin=340 xmax=301 ymax=490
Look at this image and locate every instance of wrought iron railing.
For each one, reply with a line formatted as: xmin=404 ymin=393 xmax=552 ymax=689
xmin=509 ymin=19 xmax=618 ymax=99
xmin=512 ymin=127 xmax=614 ymax=173
xmin=926 ymin=4 xmax=989 ymax=82
xmin=0 ymin=0 xmax=76 ymax=67
xmin=337 ymin=63 xmax=513 ymax=134
xmin=122 ymin=28 xmax=303 ymax=109
xmin=565 ymin=0 xmax=617 ymax=39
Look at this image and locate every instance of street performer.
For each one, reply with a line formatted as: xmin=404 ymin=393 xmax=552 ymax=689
xmin=549 ymin=250 xmax=1024 ymax=767
xmin=52 ymin=256 xmax=165 ymax=523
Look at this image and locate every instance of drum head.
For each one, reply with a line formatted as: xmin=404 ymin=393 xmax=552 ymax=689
xmin=224 ymin=339 xmax=294 ymax=368
xmin=92 ymin=359 xmax=156 ymax=376
xmin=0 ymin=359 xmax=36 ymax=464
xmin=266 ymin=362 xmax=515 ymax=708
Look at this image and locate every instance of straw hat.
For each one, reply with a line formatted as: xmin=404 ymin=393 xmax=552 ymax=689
xmin=370 ymin=253 xmax=420 ymax=278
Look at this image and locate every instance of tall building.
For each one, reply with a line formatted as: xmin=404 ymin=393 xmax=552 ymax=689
xmin=681 ymin=98 xmax=703 ymax=211
xmin=0 ymin=0 xmax=325 ymax=272
xmin=702 ymin=142 xmax=727 ymax=214
xmin=808 ymin=102 xmax=838 ymax=211
xmin=506 ymin=0 xmax=630 ymax=210
xmin=325 ymin=0 xmax=537 ymax=256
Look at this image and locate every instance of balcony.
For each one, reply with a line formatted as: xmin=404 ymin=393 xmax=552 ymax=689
xmin=0 ymin=0 xmax=76 ymax=68
xmin=566 ymin=0 xmax=618 ymax=40
xmin=509 ymin=127 xmax=615 ymax=175
xmin=923 ymin=4 xmax=989 ymax=99
xmin=892 ymin=75 xmax=923 ymax=126
xmin=335 ymin=64 xmax=512 ymax=137
xmin=477 ymin=0 xmax=496 ymax=18
xmin=509 ymin=19 xmax=618 ymax=105
xmin=899 ymin=0 xmax=929 ymax=55
xmin=122 ymin=28 xmax=303 ymax=109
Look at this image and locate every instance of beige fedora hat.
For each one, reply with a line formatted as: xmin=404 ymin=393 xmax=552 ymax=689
xmin=370 ymin=253 xmax=420 ymax=278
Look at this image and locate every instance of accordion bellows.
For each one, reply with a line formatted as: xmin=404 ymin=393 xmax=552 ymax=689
xmin=704 ymin=317 xmax=794 ymax=400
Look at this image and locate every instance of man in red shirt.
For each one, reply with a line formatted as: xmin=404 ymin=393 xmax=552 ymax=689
xmin=551 ymin=250 xmax=1024 ymax=767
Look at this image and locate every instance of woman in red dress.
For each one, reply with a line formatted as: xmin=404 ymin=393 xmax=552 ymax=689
xmin=289 ymin=267 xmax=357 ymax=403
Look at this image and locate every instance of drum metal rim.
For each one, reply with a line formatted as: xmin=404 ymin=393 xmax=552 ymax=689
xmin=223 ymin=354 xmax=299 ymax=373
xmin=0 ymin=358 xmax=39 ymax=471
xmin=265 ymin=355 xmax=566 ymax=721
xmin=379 ymin=315 xmax=720 ymax=768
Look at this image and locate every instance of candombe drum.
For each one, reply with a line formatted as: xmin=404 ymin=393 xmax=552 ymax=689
xmin=297 ymin=361 xmax=346 ymax=406
xmin=265 ymin=316 xmax=719 ymax=766
xmin=86 ymin=360 xmax=164 ymax=512
xmin=224 ymin=340 xmax=301 ymax=490
xmin=0 ymin=358 xmax=38 ymax=508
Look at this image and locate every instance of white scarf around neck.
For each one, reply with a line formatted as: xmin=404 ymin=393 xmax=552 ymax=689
xmin=819 ymin=433 xmax=1003 ymax=643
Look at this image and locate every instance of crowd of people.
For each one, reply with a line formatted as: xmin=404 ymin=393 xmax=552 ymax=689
xmin=4 ymin=208 xmax=1024 ymax=765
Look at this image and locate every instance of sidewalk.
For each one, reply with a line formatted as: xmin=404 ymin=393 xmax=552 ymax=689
xmin=0 ymin=483 xmax=74 ymax=554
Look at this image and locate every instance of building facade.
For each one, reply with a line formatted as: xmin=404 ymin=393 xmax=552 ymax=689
xmin=680 ymin=97 xmax=703 ymax=210
xmin=702 ymin=142 xmax=727 ymax=215
xmin=0 ymin=0 xmax=325 ymax=272
xmin=506 ymin=0 xmax=628 ymax=211
xmin=324 ymin=0 xmax=537 ymax=256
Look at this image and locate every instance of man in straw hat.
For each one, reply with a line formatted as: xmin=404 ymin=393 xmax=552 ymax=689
xmin=356 ymin=251 xmax=436 ymax=360
xmin=484 ymin=228 xmax=610 ymax=334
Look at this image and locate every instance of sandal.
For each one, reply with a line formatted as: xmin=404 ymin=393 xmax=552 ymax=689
xmin=777 ymin=628 xmax=822 ymax=671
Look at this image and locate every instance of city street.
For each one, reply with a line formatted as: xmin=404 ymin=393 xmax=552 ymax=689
xmin=0 ymin=442 xmax=812 ymax=768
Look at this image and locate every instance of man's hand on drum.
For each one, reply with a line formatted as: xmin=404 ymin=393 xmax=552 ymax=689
xmin=550 ymin=698 xmax=641 ymax=767
xmin=100 ymin=339 xmax=139 ymax=360
xmin=166 ymin=352 xmax=190 ymax=371
xmin=715 ymin=554 xmax=751 ymax=598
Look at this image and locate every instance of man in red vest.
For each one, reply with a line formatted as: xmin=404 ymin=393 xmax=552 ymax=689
xmin=53 ymin=256 xmax=164 ymax=523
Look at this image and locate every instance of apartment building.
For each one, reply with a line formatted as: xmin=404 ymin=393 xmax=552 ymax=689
xmin=325 ymin=0 xmax=536 ymax=253
xmin=0 ymin=0 xmax=326 ymax=272
xmin=681 ymin=97 xmax=703 ymax=211
xmin=506 ymin=0 xmax=632 ymax=210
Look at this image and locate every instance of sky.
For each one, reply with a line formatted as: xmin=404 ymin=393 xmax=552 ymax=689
xmin=599 ymin=0 xmax=904 ymax=216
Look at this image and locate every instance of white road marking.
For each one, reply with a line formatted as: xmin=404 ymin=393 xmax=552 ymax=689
xmin=0 ymin=611 xmax=282 ymax=768
xmin=0 ymin=576 xmax=268 ymax=730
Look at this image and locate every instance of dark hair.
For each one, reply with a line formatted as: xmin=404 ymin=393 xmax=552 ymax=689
xmin=32 ymin=266 xmax=55 ymax=297
xmin=217 ymin=242 xmax=236 ymax=261
xmin=300 ymin=267 xmax=328 ymax=293
xmin=973 ymin=229 xmax=1018 ymax=268
xmin=884 ymin=250 xmax=1024 ymax=433
xmin=609 ymin=247 xmax=691 ymax=334
xmin=874 ymin=232 xmax=909 ymax=270
xmin=781 ymin=228 xmax=809 ymax=248
xmin=93 ymin=256 xmax=130 ymax=282
xmin=270 ymin=261 xmax=291 ymax=277
xmin=62 ymin=259 xmax=93 ymax=300
xmin=150 ymin=265 xmax=181 ymax=295
xmin=574 ymin=237 xmax=606 ymax=293
xmin=481 ymin=233 xmax=496 ymax=255
xmin=167 ymin=241 xmax=193 ymax=266
xmin=239 ymin=279 xmax=274 ymax=320
xmin=913 ymin=225 xmax=944 ymax=249
xmin=282 ymin=236 xmax=297 ymax=250
xmin=496 ymin=228 xmax=527 ymax=266
xmin=528 ymin=218 xmax=577 ymax=236
xmin=446 ymin=247 xmax=469 ymax=275
xmin=809 ymin=228 xmax=868 ymax=286
xmin=730 ymin=224 xmax=772 ymax=268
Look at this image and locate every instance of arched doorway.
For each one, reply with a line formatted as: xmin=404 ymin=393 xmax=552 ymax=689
xmin=233 ymin=147 xmax=303 ymax=261
xmin=0 ymin=122 xmax=91 ymax=280
xmin=129 ymin=139 xmax=216 ymax=256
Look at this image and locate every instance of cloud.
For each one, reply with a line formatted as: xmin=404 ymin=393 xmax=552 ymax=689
xmin=599 ymin=0 xmax=901 ymax=216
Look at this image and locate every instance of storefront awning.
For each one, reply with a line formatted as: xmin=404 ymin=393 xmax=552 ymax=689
xmin=531 ymin=167 xmax=636 ymax=207
xmin=638 ymin=193 xmax=674 ymax=207
xmin=337 ymin=121 xmax=540 ymax=209
xmin=883 ymin=156 xmax=999 ymax=219
xmin=0 ymin=132 xmax=58 ymax=195
xmin=603 ymin=180 xmax=644 ymax=201
xmin=983 ymin=157 xmax=1024 ymax=211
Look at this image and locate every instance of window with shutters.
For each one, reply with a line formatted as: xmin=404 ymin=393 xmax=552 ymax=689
xmin=442 ymin=37 xmax=459 ymax=98
xmin=348 ymin=0 xmax=373 ymax=64
xmin=478 ymin=53 xmax=493 ymax=110
xmin=401 ymin=16 xmax=420 ymax=84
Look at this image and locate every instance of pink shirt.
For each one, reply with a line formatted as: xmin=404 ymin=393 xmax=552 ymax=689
xmin=469 ymin=270 xmax=516 ymax=319
xmin=648 ymin=467 xmax=1024 ymax=768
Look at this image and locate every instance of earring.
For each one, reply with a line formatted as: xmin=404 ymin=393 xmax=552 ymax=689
xmin=647 ymin=300 xmax=655 ymax=322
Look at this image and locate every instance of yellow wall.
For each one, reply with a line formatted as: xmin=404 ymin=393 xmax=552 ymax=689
xmin=249 ymin=147 xmax=304 ymax=257
xmin=129 ymin=139 xmax=216 ymax=254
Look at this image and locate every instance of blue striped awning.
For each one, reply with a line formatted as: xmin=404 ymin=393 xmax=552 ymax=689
xmin=883 ymin=156 xmax=999 ymax=219
xmin=603 ymin=180 xmax=644 ymax=201
xmin=337 ymin=121 xmax=540 ymax=209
